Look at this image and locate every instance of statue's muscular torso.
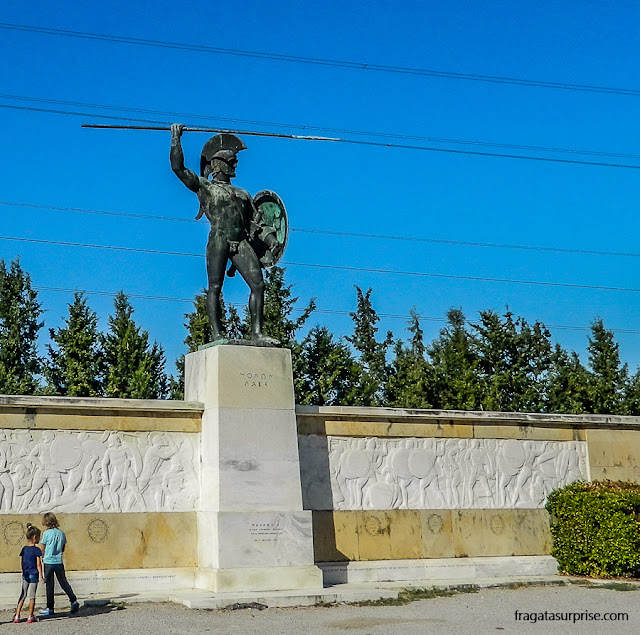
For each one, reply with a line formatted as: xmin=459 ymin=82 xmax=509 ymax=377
xmin=197 ymin=177 xmax=254 ymax=243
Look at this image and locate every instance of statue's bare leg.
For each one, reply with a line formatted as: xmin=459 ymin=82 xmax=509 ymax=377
xmin=232 ymin=241 xmax=279 ymax=344
xmin=206 ymin=233 xmax=230 ymax=341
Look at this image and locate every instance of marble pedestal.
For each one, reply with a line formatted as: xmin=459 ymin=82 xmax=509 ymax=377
xmin=185 ymin=345 xmax=322 ymax=593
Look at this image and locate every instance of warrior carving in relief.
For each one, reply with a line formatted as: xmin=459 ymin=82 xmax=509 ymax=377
xmin=0 ymin=432 xmax=14 ymax=511
xmin=315 ymin=436 xmax=589 ymax=512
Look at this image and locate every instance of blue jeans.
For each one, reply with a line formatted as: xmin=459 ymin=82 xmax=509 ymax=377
xmin=43 ymin=563 xmax=76 ymax=610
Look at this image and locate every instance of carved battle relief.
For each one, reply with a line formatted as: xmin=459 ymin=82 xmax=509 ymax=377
xmin=298 ymin=435 xmax=588 ymax=511
xmin=0 ymin=429 xmax=199 ymax=514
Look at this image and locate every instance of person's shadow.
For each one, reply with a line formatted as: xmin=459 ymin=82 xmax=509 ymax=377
xmin=33 ymin=600 xmax=126 ymax=622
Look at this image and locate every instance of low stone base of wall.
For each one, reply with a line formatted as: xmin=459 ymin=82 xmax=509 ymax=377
xmin=319 ymin=555 xmax=559 ymax=585
xmin=0 ymin=567 xmax=196 ymax=602
xmin=313 ymin=509 xmax=552 ymax=561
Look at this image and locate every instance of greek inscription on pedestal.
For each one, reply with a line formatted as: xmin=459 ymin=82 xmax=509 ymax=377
xmin=240 ymin=372 xmax=273 ymax=388
xmin=87 ymin=519 xmax=109 ymax=543
xmin=249 ymin=521 xmax=285 ymax=543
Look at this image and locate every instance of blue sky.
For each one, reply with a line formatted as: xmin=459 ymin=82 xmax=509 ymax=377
xmin=1 ymin=1 xmax=639 ymax=374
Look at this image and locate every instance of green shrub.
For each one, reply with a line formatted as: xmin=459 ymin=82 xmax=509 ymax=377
xmin=546 ymin=480 xmax=640 ymax=578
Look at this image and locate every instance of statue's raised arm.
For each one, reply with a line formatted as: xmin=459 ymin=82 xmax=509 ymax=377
xmin=170 ymin=123 xmax=201 ymax=193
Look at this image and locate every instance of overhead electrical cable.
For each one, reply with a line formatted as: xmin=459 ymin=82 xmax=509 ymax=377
xmin=32 ymin=285 xmax=640 ymax=336
xmin=2 ymin=200 xmax=640 ymax=259
xmin=4 ymin=234 xmax=640 ymax=294
xmin=3 ymin=103 xmax=640 ymax=169
xmin=87 ymin=123 xmax=640 ymax=170
xmin=284 ymin=261 xmax=640 ymax=294
xmin=3 ymin=92 xmax=640 ymax=160
xmin=1 ymin=22 xmax=640 ymax=97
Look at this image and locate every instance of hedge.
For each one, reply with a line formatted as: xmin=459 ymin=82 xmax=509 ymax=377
xmin=545 ymin=480 xmax=640 ymax=578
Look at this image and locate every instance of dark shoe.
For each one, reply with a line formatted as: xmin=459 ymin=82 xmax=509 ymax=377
xmin=70 ymin=601 xmax=80 ymax=614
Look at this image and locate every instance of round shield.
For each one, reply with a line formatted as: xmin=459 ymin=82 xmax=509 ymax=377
xmin=252 ymin=190 xmax=289 ymax=268
xmin=51 ymin=437 xmax=84 ymax=470
xmin=341 ymin=450 xmax=371 ymax=479
xmin=368 ymin=482 xmax=395 ymax=510
xmin=390 ymin=448 xmax=412 ymax=480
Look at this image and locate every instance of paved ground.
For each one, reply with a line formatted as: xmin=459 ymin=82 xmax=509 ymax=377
xmin=1 ymin=584 xmax=638 ymax=634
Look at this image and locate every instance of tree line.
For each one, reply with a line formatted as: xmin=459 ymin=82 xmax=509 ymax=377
xmin=1 ymin=257 xmax=638 ymax=415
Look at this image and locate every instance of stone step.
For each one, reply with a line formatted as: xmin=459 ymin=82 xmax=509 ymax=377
xmin=319 ymin=555 xmax=559 ymax=585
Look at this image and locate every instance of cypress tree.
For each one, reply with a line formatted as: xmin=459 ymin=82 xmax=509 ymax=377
xmin=45 ymin=292 xmax=103 ymax=396
xmin=219 ymin=267 xmax=315 ymax=345
xmin=624 ymin=368 xmax=640 ymax=416
xmin=295 ymin=326 xmax=360 ymax=405
xmin=184 ymin=289 xmax=213 ymax=352
xmin=102 ymin=292 xmax=167 ymax=399
xmin=587 ymin=319 xmax=628 ymax=414
xmin=472 ymin=309 xmax=552 ymax=412
xmin=386 ymin=309 xmax=432 ymax=408
xmin=545 ymin=345 xmax=592 ymax=414
xmin=0 ymin=258 xmax=44 ymax=395
xmin=346 ymin=287 xmax=393 ymax=406
xmin=256 ymin=266 xmax=316 ymax=347
xmin=427 ymin=308 xmax=481 ymax=410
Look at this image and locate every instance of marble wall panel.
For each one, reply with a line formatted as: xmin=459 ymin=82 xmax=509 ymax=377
xmin=586 ymin=429 xmax=640 ymax=484
xmin=0 ymin=512 xmax=196 ymax=571
xmin=0 ymin=429 xmax=199 ymax=514
xmin=421 ymin=510 xmax=455 ymax=558
xmin=311 ymin=510 xmax=552 ymax=562
xmin=299 ymin=435 xmax=588 ymax=511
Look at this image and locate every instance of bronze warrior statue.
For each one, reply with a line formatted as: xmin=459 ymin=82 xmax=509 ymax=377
xmin=170 ymin=124 xmax=288 ymax=346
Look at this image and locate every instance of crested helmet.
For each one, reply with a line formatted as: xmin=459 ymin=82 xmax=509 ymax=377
xmin=200 ymin=133 xmax=247 ymax=178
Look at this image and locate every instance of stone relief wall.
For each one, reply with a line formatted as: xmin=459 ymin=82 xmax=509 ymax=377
xmin=0 ymin=429 xmax=199 ymax=514
xmin=299 ymin=435 xmax=588 ymax=511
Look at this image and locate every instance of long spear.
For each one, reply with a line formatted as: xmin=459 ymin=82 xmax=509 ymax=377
xmin=81 ymin=123 xmax=340 ymax=142
xmin=81 ymin=123 xmax=640 ymax=169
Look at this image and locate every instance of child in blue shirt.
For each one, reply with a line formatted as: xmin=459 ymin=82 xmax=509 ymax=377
xmin=13 ymin=523 xmax=44 ymax=623
xmin=38 ymin=513 xmax=79 ymax=616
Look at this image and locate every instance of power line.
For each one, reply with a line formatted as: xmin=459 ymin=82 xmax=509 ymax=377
xmin=33 ymin=285 xmax=640 ymax=336
xmin=3 ymin=102 xmax=640 ymax=170
xmin=85 ymin=122 xmax=640 ymax=170
xmin=0 ymin=201 xmax=202 ymax=225
xmin=4 ymin=233 xmax=640 ymax=294
xmin=3 ymin=201 xmax=640 ymax=260
xmin=285 ymin=261 xmax=640 ymax=294
xmin=292 ymin=228 xmax=640 ymax=259
xmin=3 ymin=92 xmax=640 ymax=160
xmin=1 ymin=22 xmax=640 ymax=97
